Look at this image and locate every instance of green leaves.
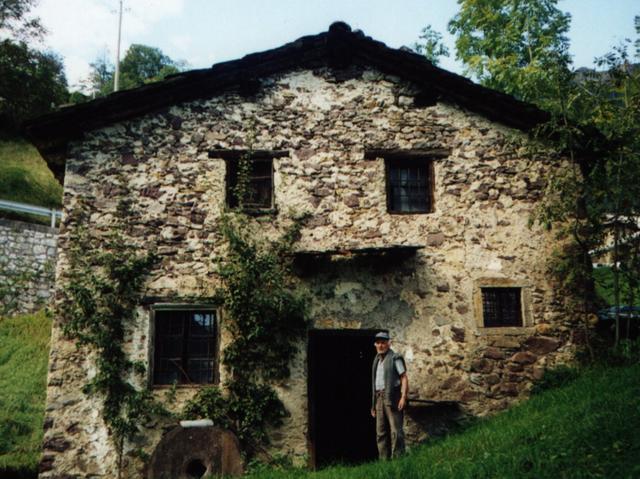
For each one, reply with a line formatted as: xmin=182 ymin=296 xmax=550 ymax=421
xmin=189 ymin=211 xmax=308 ymax=452
xmin=60 ymin=200 xmax=161 ymax=446
xmin=448 ymin=0 xmax=571 ymax=106
xmin=85 ymin=44 xmax=185 ymax=97
xmin=413 ymin=25 xmax=450 ymax=66
xmin=0 ymin=39 xmax=68 ymax=132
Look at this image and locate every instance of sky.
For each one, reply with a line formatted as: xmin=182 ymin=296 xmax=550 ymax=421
xmin=33 ymin=0 xmax=639 ymax=92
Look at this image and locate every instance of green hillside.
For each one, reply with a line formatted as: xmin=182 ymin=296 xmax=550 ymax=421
xmin=247 ymin=362 xmax=640 ymax=479
xmin=0 ymin=310 xmax=51 ymax=476
xmin=0 ymin=138 xmax=62 ymax=222
xmin=1 ymin=309 xmax=638 ymax=479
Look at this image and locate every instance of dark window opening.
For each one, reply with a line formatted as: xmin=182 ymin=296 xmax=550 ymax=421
xmin=226 ymin=157 xmax=273 ymax=210
xmin=386 ymin=158 xmax=433 ymax=213
xmin=153 ymin=310 xmax=218 ymax=385
xmin=481 ymin=288 xmax=522 ymax=327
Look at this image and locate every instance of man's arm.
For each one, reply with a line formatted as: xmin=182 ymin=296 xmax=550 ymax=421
xmin=398 ymin=373 xmax=409 ymax=411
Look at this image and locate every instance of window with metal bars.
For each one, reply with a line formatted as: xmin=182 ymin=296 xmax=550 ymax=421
xmin=386 ymin=158 xmax=433 ymax=213
xmin=481 ymin=287 xmax=522 ymax=327
xmin=153 ymin=309 xmax=218 ymax=385
xmin=226 ymin=157 xmax=273 ymax=210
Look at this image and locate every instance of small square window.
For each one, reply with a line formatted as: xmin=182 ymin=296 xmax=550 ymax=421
xmin=386 ymin=159 xmax=433 ymax=213
xmin=226 ymin=157 xmax=273 ymax=210
xmin=153 ymin=309 xmax=218 ymax=385
xmin=481 ymin=288 xmax=522 ymax=327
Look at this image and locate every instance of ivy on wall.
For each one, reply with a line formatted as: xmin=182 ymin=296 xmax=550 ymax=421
xmin=60 ymin=137 xmax=307 ymax=467
xmin=183 ymin=211 xmax=309 ymax=451
xmin=59 ymin=198 xmax=166 ymax=473
xmin=184 ymin=144 xmax=310 ymax=453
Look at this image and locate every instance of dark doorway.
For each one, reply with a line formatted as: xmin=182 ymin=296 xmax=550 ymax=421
xmin=308 ymin=329 xmax=380 ymax=468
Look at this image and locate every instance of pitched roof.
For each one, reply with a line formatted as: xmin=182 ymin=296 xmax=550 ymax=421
xmin=24 ymin=22 xmax=549 ymax=179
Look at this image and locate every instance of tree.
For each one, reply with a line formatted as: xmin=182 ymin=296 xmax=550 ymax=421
xmin=0 ymin=0 xmax=70 ymax=133
xmin=0 ymin=0 xmax=44 ymax=41
xmin=635 ymin=15 xmax=640 ymax=59
xmin=84 ymin=50 xmax=115 ymax=98
xmin=119 ymin=44 xmax=182 ymax=89
xmin=0 ymin=39 xmax=68 ymax=133
xmin=533 ymin=20 xmax=640 ymax=350
xmin=413 ymin=25 xmax=450 ymax=66
xmin=86 ymin=44 xmax=185 ymax=97
xmin=448 ymin=0 xmax=571 ymax=106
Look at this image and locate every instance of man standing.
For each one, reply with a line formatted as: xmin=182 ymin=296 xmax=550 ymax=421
xmin=371 ymin=331 xmax=408 ymax=460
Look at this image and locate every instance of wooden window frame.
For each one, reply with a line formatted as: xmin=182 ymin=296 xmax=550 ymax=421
xmin=210 ymin=149 xmax=288 ymax=215
xmin=225 ymin=156 xmax=274 ymax=212
xmin=150 ymin=304 xmax=221 ymax=387
xmin=384 ymin=158 xmax=435 ymax=214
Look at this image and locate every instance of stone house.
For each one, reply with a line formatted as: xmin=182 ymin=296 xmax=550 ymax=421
xmin=26 ymin=22 xmax=581 ymax=478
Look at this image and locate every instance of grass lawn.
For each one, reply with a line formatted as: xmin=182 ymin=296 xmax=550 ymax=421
xmin=0 ymin=138 xmax=62 ymax=223
xmin=246 ymin=363 xmax=640 ymax=479
xmin=1 ymin=310 xmax=638 ymax=479
xmin=0 ymin=310 xmax=51 ymax=476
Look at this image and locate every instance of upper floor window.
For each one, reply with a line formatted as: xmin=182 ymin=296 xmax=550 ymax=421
xmin=481 ymin=287 xmax=522 ymax=327
xmin=385 ymin=158 xmax=434 ymax=213
xmin=153 ymin=309 xmax=218 ymax=385
xmin=226 ymin=157 xmax=274 ymax=210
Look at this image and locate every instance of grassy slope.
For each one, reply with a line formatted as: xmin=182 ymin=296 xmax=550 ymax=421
xmin=0 ymin=310 xmax=51 ymax=473
xmin=0 ymin=310 xmax=638 ymax=478
xmin=248 ymin=364 xmax=640 ymax=479
xmin=0 ymin=138 xmax=62 ymax=210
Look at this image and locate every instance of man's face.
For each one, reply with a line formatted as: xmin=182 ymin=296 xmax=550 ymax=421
xmin=374 ymin=339 xmax=390 ymax=355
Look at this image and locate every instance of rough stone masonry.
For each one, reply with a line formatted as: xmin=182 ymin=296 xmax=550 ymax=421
xmin=27 ymin=25 xmax=583 ymax=479
xmin=0 ymin=218 xmax=57 ymax=314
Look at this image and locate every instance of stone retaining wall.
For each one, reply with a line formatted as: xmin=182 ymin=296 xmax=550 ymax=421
xmin=0 ymin=218 xmax=57 ymax=314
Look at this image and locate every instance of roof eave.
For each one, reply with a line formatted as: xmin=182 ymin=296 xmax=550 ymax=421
xmin=23 ymin=22 xmax=549 ymax=182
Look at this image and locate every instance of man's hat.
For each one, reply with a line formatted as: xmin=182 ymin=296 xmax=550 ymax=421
xmin=374 ymin=331 xmax=390 ymax=341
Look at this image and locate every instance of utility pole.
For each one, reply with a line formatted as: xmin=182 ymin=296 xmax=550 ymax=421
xmin=114 ymin=0 xmax=123 ymax=92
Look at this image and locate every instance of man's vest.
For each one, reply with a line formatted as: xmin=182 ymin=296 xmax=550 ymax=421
xmin=371 ymin=349 xmax=405 ymax=408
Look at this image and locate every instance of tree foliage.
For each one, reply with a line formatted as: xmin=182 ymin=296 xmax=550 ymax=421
xmin=59 ymin=197 xmax=166 ymax=473
xmin=440 ymin=2 xmax=640 ymax=350
xmin=86 ymin=44 xmax=184 ymax=97
xmin=0 ymin=0 xmax=44 ymax=40
xmin=119 ymin=44 xmax=182 ymax=88
xmin=183 ymin=210 xmax=309 ymax=451
xmin=0 ymin=39 xmax=68 ymax=132
xmin=532 ymin=21 xmax=640 ymax=349
xmin=413 ymin=25 xmax=450 ymax=66
xmin=0 ymin=0 xmax=69 ymax=132
xmin=448 ymin=0 xmax=571 ymax=106
xmin=635 ymin=15 xmax=640 ymax=59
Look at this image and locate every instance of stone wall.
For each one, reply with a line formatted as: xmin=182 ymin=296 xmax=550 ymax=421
xmin=40 ymin=66 xmax=580 ymax=478
xmin=0 ymin=218 xmax=57 ymax=315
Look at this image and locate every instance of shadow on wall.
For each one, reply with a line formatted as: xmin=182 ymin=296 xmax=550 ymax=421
xmin=294 ymin=249 xmax=425 ymax=333
xmin=405 ymin=401 xmax=466 ymax=443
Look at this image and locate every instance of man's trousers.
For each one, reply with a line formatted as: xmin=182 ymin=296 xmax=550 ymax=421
xmin=375 ymin=392 xmax=405 ymax=459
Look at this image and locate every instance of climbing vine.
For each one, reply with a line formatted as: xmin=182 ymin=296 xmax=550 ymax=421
xmin=184 ymin=210 xmax=309 ymax=451
xmin=60 ymin=198 xmax=165 ymax=469
xmin=184 ymin=143 xmax=309 ymax=452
